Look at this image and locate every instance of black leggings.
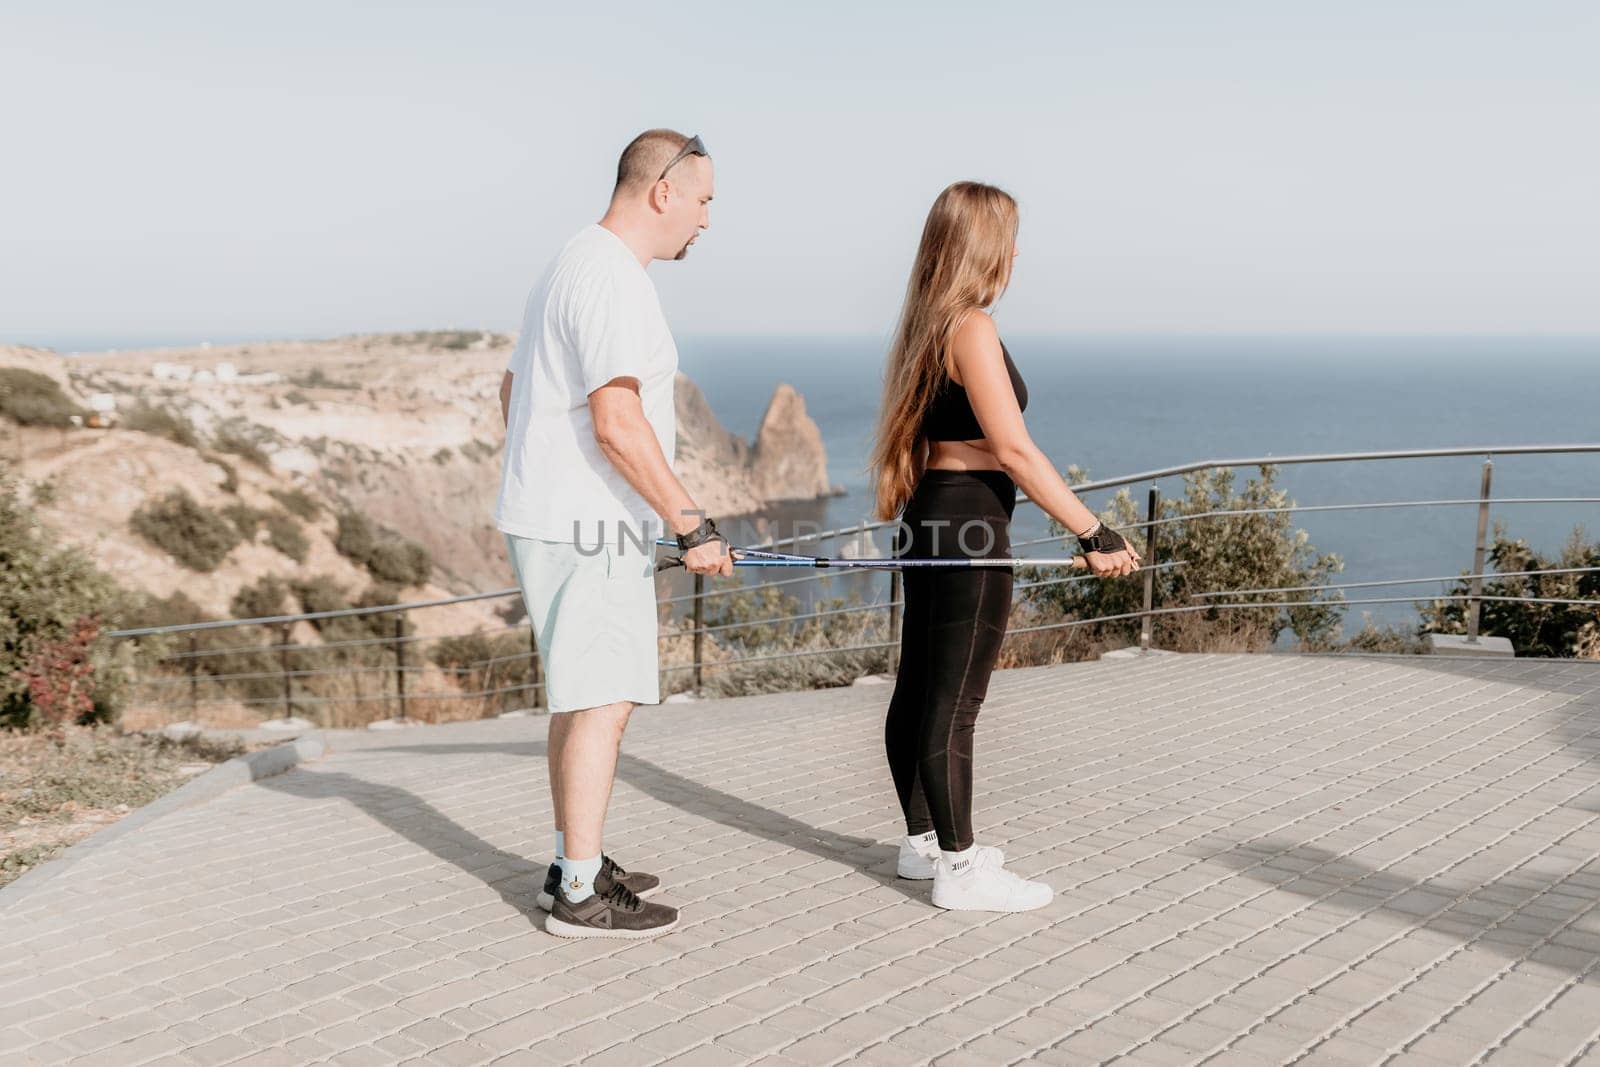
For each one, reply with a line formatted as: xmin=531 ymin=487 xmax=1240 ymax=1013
xmin=885 ymin=469 xmax=1016 ymax=852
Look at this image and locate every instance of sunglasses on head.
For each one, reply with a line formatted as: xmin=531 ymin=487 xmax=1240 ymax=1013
xmin=657 ymin=134 xmax=709 ymax=182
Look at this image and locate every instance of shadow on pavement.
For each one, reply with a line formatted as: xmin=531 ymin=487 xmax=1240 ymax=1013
xmin=258 ymin=738 xmax=911 ymax=919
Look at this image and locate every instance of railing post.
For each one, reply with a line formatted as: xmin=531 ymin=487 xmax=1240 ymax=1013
xmin=693 ymin=572 xmax=705 ymax=695
xmin=529 ymin=624 xmax=543 ymax=709
xmin=394 ymin=614 xmax=408 ymax=720
xmin=1466 ymin=457 xmax=1493 ymax=643
xmin=278 ymin=623 xmax=292 ymax=720
xmin=889 ymin=569 xmax=902 ymax=673
xmin=187 ymin=632 xmax=199 ymax=714
xmin=1139 ymin=485 xmax=1161 ymax=651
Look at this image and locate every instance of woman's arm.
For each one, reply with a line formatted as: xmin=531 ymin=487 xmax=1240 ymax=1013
xmin=951 ymin=311 xmax=1140 ymax=576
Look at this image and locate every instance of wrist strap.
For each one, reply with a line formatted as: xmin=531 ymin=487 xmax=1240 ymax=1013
xmin=676 ymin=517 xmax=722 ymax=551
xmin=1077 ymin=522 xmax=1128 ymax=555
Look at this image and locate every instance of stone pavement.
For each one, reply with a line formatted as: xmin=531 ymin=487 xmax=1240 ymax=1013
xmin=3 ymin=653 xmax=1600 ymax=1066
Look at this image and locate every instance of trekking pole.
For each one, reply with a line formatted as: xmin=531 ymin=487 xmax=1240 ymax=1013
xmin=654 ymin=541 xmax=1089 ymax=573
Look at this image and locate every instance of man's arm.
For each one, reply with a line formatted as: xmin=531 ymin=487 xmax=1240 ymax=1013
xmin=500 ymin=370 xmax=513 ymax=427
xmin=589 ymin=378 xmax=702 ymax=539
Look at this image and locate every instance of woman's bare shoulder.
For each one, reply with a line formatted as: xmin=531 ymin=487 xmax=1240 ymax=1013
xmin=947 ymin=310 xmax=1001 ymax=386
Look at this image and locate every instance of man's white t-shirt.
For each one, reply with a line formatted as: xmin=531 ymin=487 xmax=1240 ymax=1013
xmin=494 ymin=224 xmax=678 ymax=546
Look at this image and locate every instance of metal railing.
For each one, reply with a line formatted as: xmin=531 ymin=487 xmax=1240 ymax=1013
xmin=102 ymin=443 xmax=1600 ymax=726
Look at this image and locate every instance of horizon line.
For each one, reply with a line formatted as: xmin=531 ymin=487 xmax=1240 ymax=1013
xmin=11 ymin=328 xmax=1600 ymax=356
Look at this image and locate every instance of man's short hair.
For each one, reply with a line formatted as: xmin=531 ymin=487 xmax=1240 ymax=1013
xmin=614 ymin=129 xmax=694 ymax=193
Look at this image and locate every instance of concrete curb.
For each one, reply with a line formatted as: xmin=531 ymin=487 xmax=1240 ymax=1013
xmin=0 ymin=731 xmax=326 ymax=908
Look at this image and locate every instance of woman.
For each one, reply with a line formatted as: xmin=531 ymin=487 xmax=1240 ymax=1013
xmin=871 ymin=181 xmax=1141 ymax=912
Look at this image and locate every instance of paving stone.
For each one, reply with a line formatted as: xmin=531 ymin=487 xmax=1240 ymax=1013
xmin=2 ymin=656 xmax=1596 ymax=1065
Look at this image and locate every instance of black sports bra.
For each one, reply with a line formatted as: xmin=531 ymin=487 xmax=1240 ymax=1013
xmin=923 ymin=341 xmax=1028 ymax=442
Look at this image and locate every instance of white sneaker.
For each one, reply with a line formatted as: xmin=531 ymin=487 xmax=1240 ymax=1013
xmin=930 ymin=848 xmax=1053 ymax=912
xmin=897 ymin=840 xmax=1005 ymax=880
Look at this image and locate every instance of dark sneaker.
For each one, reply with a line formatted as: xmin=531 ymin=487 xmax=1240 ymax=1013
xmin=537 ymin=854 xmax=660 ymax=912
xmin=544 ymin=869 xmax=679 ymax=939
xmin=535 ymin=862 xmax=561 ymax=912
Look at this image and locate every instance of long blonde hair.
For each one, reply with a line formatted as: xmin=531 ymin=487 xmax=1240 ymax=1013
xmin=869 ymin=181 xmax=1019 ymax=521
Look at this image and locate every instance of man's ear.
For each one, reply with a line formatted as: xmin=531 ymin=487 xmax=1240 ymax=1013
xmin=647 ymin=179 xmax=670 ymax=214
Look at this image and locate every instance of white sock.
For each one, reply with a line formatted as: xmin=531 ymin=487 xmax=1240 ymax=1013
xmin=907 ymin=831 xmax=938 ymax=855
xmin=554 ymin=830 xmax=565 ymax=861
xmin=558 ymin=853 xmax=602 ymax=903
xmin=941 ymin=846 xmax=978 ymax=877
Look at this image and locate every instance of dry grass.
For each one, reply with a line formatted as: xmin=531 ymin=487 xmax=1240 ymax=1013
xmin=0 ymin=725 xmax=249 ymax=889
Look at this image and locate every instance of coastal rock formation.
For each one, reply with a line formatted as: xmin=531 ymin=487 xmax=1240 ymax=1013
xmin=2 ymin=337 xmax=839 ymax=625
xmin=673 ymin=374 xmax=840 ymax=521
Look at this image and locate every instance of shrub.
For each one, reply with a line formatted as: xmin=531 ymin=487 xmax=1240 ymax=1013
xmin=11 ymin=617 xmax=101 ymax=730
xmin=130 ymin=489 xmax=240 ymax=572
xmin=222 ymin=502 xmax=266 ymax=539
xmin=288 ymin=576 xmax=403 ymax=641
xmin=366 ymin=540 xmax=431 ymax=586
xmin=262 ymin=510 xmax=308 ymax=563
xmin=289 ymin=367 xmax=358 ymax=390
xmin=213 ymin=427 xmax=269 ymax=468
xmin=125 ymin=590 xmax=208 ymax=632
xmin=290 ymin=574 xmax=351 ymax=617
xmin=1419 ymin=525 xmax=1600 ymax=658
xmin=1341 ymin=615 xmax=1425 ymax=654
xmin=692 ymin=583 xmax=892 ymax=698
xmin=212 ymin=418 xmax=280 ymax=469
xmin=335 ymin=511 xmax=432 ymax=586
xmin=30 ymin=477 xmax=58 ymax=507
xmin=231 ymin=575 xmax=290 ymax=621
xmin=0 ymin=368 xmax=84 ymax=427
xmin=121 ymin=402 xmax=199 ymax=448
xmin=1 ymin=465 xmax=131 ymax=729
xmin=1024 ymin=465 xmax=1345 ymax=653
xmin=269 ymin=487 xmax=319 ymax=521
xmin=430 ymin=629 xmax=531 ymax=710
xmin=204 ymin=454 xmax=239 ymax=494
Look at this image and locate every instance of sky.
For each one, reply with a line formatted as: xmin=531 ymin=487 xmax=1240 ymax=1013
xmin=2 ymin=1 xmax=1598 ymax=349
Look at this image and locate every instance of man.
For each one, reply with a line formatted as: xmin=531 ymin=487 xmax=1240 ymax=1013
xmin=495 ymin=129 xmax=732 ymax=938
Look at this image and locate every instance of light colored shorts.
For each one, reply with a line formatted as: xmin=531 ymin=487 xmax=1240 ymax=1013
xmin=504 ymin=532 xmax=661 ymax=713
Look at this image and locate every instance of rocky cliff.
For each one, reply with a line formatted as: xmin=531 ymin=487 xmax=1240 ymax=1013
xmin=674 ymin=374 xmax=840 ymax=521
xmin=2 ymin=336 xmax=839 ymax=629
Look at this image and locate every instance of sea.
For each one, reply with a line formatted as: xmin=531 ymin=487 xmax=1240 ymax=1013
xmin=677 ymin=334 xmax=1600 ymax=634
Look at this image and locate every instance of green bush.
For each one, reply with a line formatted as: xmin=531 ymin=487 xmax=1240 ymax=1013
xmin=262 ymin=510 xmax=308 ymax=563
xmin=1024 ymin=465 xmax=1345 ymax=653
xmin=121 ymin=402 xmax=199 ymax=448
xmin=335 ymin=511 xmax=432 ymax=586
xmin=0 ymin=368 xmax=84 ymax=427
xmin=1420 ymin=525 xmax=1600 ymax=658
xmin=0 ymin=465 xmax=132 ymax=729
xmin=269 ymin=487 xmax=320 ymax=521
xmin=130 ymin=489 xmax=240 ymax=572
